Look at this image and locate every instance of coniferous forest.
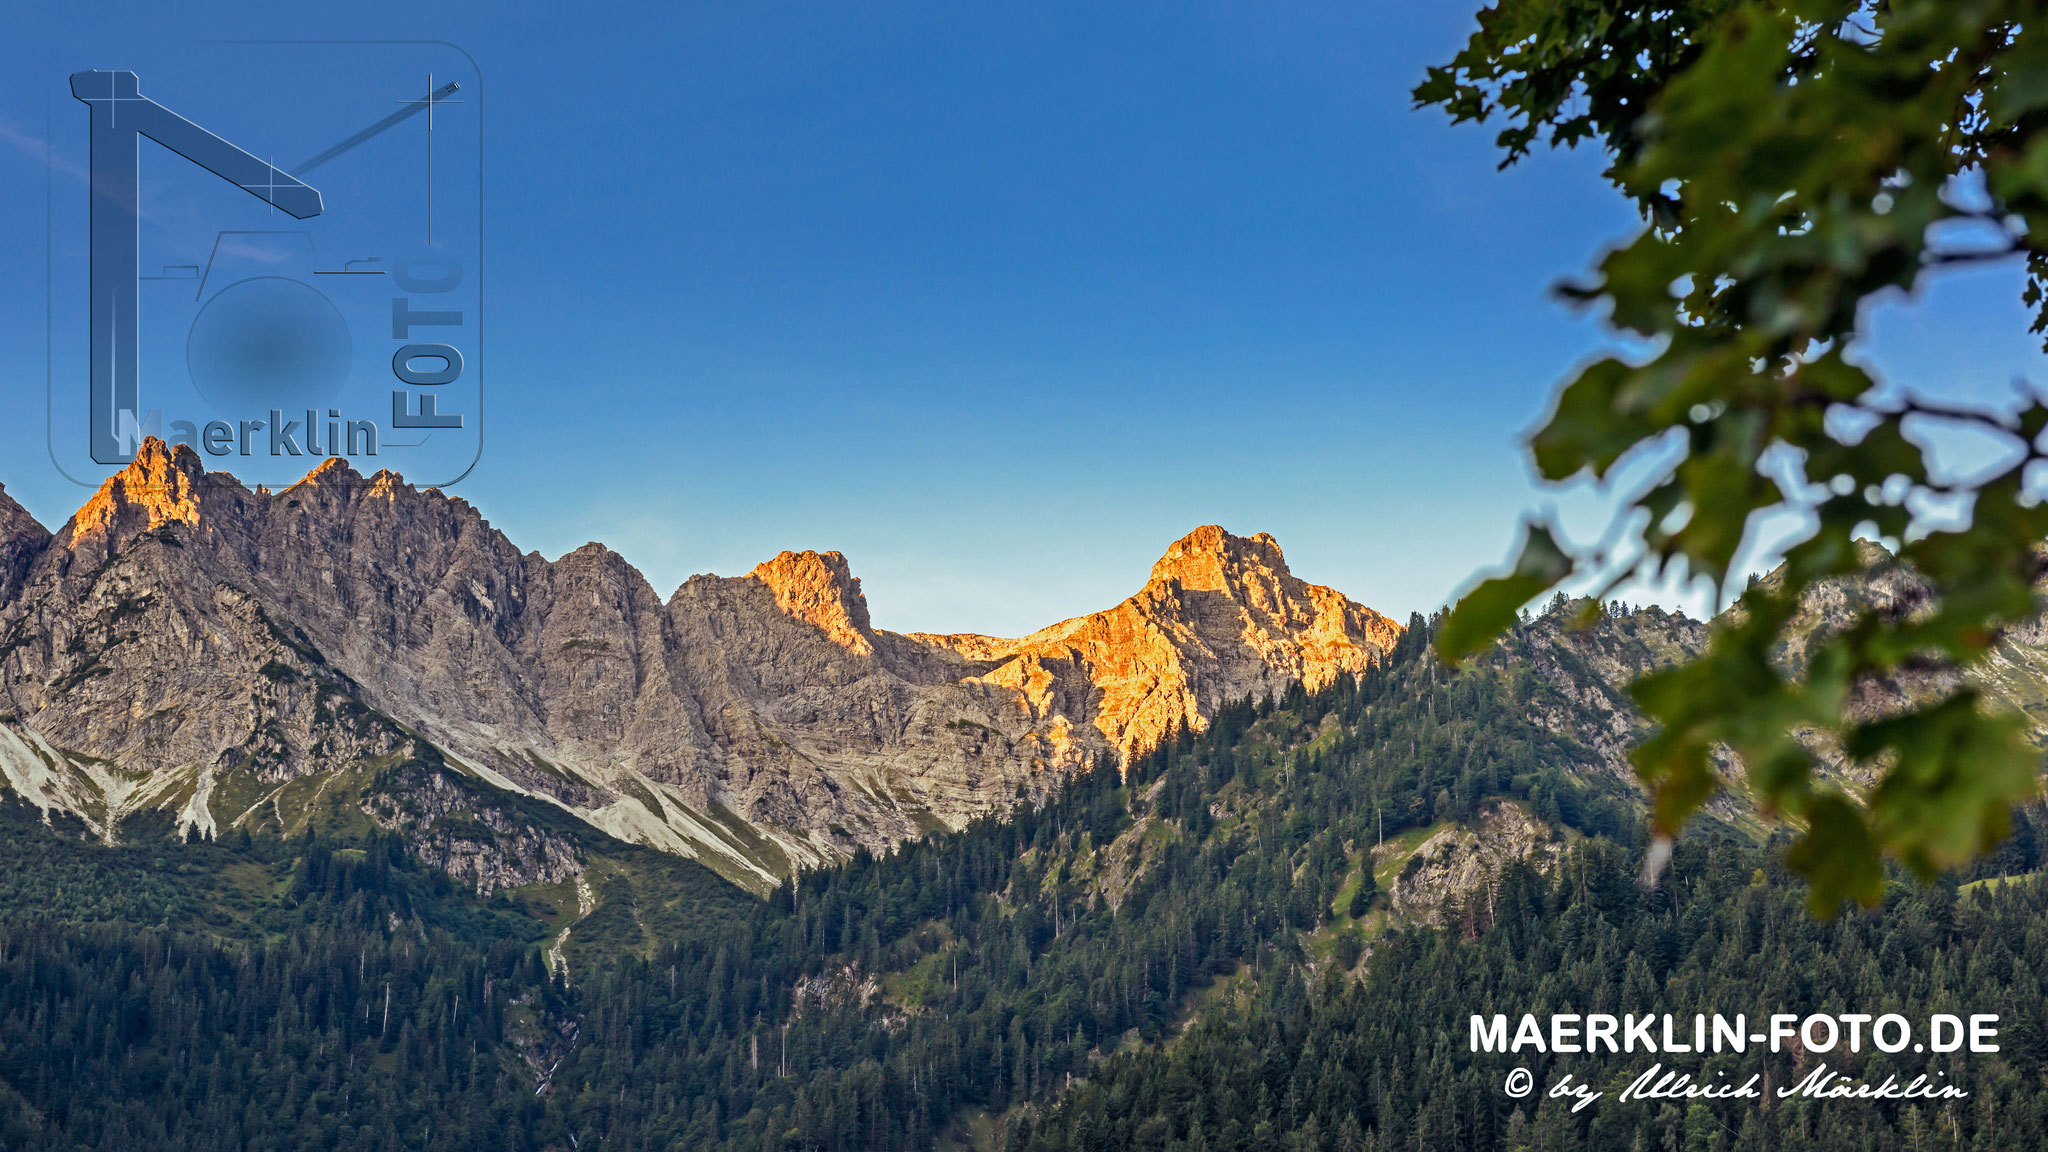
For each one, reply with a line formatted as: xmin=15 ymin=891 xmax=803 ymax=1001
xmin=2 ymin=609 xmax=2045 ymax=1151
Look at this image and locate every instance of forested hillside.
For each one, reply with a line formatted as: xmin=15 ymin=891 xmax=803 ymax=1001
xmin=1022 ymin=837 xmax=2048 ymax=1152
xmin=0 ymin=606 xmax=2042 ymax=1151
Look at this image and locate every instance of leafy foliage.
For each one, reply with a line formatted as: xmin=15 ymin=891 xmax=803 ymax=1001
xmin=1422 ymin=0 xmax=2048 ymax=906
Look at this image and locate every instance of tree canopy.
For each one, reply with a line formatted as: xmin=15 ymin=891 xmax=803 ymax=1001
xmin=1424 ymin=0 xmax=2048 ymax=909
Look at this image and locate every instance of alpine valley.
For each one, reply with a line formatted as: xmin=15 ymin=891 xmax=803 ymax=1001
xmin=4 ymin=441 xmax=2048 ymax=1152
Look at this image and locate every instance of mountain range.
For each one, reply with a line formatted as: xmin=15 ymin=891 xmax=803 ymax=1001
xmin=8 ymin=444 xmax=2048 ymax=1151
xmin=0 ymin=439 xmax=1399 ymax=890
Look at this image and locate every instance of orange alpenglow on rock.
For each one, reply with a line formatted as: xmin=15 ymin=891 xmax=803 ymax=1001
xmin=914 ymin=524 xmax=1400 ymax=759
xmin=0 ymin=440 xmax=1400 ymax=883
xmin=70 ymin=438 xmax=209 ymax=545
xmin=749 ymin=551 xmax=878 ymax=658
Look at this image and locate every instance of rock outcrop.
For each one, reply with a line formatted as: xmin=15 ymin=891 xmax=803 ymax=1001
xmin=0 ymin=485 xmax=50 ymax=608
xmin=1380 ymin=801 xmax=1561 ymax=928
xmin=0 ymin=442 xmax=1401 ymax=884
xmin=930 ymin=525 xmax=1402 ymax=758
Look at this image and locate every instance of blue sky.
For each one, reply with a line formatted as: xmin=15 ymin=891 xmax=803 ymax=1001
xmin=3 ymin=1 xmax=2042 ymax=636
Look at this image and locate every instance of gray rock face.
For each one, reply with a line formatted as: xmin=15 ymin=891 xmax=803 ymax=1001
xmin=1514 ymin=602 xmax=1710 ymax=784
xmin=1380 ymin=800 xmax=1560 ymax=929
xmin=0 ymin=441 xmax=1401 ymax=884
xmin=361 ymin=759 xmax=587 ymax=895
xmin=0 ymin=485 xmax=48 ymax=608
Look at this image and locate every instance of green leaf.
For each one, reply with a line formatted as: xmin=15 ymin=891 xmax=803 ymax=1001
xmin=1422 ymin=0 xmax=2048 ymax=912
xmin=1435 ymin=522 xmax=1572 ymax=665
xmin=1530 ymin=358 xmax=1662 ymax=481
xmin=1784 ymin=793 xmax=1886 ymax=914
xmin=1852 ymin=693 xmax=2042 ymax=878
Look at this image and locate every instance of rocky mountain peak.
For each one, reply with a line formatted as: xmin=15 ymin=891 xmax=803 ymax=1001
xmin=748 ymin=550 xmax=876 ymax=654
xmin=933 ymin=525 xmax=1402 ymax=759
xmin=364 ymin=469 xmax=413 ymax=502
xmin=0 ymin=483 xmax=46 ymax=544
xmin=67 ymin=438 xmax=224 ymax=549
xmin=0 ymin=451 xmax=1407 ymax=880
xmin=295 ymin=456 xmax=364 ymax=487
xmin=0 ymin=483 xmax=50 ymax=607
xmin=1147 ymin=524 xmax=1292 ymax=594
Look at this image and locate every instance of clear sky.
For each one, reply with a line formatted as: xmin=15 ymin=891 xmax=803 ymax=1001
xmin=4 ymin=1 xmax=2043 ymax=636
